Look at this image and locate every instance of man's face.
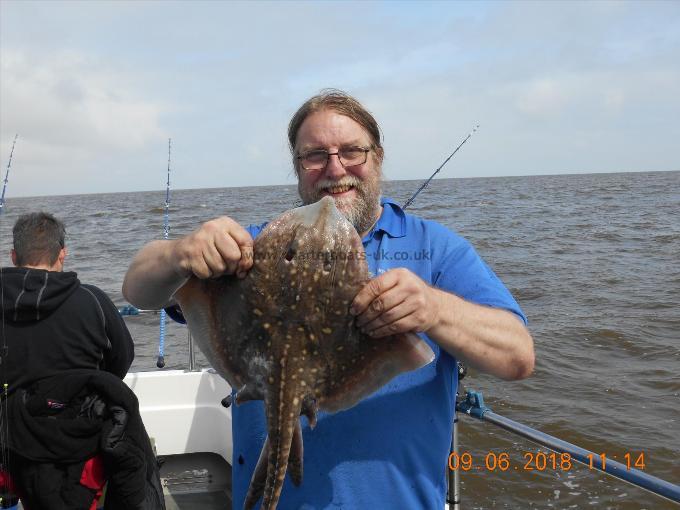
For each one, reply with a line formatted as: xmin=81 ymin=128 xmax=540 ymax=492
xmin=295 ymin=109 xmax=382 ymax=236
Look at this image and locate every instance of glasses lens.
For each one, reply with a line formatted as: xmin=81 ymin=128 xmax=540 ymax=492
xmin=301 ymin=150 xmax=328 ymax=170
xmin=339 ymin=148 xmax=368 ymax=166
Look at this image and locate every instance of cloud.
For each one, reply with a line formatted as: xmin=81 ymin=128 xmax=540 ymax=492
xmin=0 ymin=1 xmax=678 ymax=197
xmin=515 ymin=78 xmax=573 ymax=117
xmin=0 ymin=48 xmax=168 ymax=195
xmin=1 ymin=49 xmax=166 ymax=147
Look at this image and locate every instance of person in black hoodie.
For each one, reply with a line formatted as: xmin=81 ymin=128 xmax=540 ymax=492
xmin=2 ymin=213 xmax=134 ymax=389
xmin=0 ymin=212 xmax=164 ymax=509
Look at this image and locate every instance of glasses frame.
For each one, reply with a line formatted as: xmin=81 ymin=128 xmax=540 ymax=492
xmin=296 ymin=147 xmax=371 ymax=171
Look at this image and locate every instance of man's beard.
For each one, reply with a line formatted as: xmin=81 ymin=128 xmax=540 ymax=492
xmin=298 ymin=173 xmax=382 ymax=235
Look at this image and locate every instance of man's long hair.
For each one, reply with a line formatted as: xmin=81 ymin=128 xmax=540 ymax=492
xmin=12 ymin=212 xmax=66 ymax=266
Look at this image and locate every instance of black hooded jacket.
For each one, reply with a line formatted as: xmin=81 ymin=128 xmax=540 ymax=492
xmin=0 ymin=270 xmax=162 ymax=508
xmin=6 ymin=369 xmax=165 ymax=510
xmin=0 ymin=267 xmax=134 ymax=392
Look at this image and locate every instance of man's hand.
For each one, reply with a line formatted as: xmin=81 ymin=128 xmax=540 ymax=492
xmin=172 ymin=217 xmax=254 ymax=280
xmin=351 ymin=268 xmax=442 ymax=337
xmin=350 ymin=267 xmax=535 ymax=381
xmin=122 ymin=216 xmax=254 ymax=310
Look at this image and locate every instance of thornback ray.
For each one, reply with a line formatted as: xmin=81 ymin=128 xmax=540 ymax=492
xmin=175 ymin=196 xmax=435 ymax=510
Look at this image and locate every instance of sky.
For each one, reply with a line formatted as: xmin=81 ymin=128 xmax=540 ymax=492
xmin=0 ymin=0 xmax=678 ymax=198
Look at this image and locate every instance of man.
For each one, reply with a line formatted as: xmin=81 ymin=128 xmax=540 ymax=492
xmin=1 ymin=212 xmax=163 ymax=509
xmin=123 ymin=90 xmax=534 ymax=509
xmin=2 ymin=211 xmax=134 ymax=391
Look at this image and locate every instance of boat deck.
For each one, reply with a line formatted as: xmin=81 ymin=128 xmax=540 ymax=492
xmin=161 ymin=452 xmax=232 ymax=509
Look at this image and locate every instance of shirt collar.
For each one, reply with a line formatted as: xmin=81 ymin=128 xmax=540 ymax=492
xmin=363 ymin=196 xmax=407 ymax=242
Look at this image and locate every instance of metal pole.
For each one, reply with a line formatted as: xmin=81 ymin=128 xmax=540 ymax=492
xmin=447 ymin=412 xmax=461 ymax=509
xmin=118 ymin=306 xmax=160 ymax=316
xmin=188 ymin=330 xmax=196 ymax=372
xmin=457 ymin=391 xmax=680 ymax=504
xmin=448 ymin=362 xmax=467 ymax=509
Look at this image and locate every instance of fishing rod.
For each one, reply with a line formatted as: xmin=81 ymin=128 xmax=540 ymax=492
xmin=0 ymin=135 xmax=18 ymax=215
xmin=157 ymin=138 xmax=172 ymax=369
xmin=402 ymin=125 xmax=479 ymax=210
xmin=0 ymin=268 xmax=14 ymax=510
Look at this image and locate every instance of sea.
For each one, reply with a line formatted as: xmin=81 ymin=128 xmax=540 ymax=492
xmin=1 ymin=170 xmax=678 ymax=509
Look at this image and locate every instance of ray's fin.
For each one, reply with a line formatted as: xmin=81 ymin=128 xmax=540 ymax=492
xmin=174 ymin=276 xmax=248 ymax=389
xmin=320 ymin=332 xmax=434 ymax=413
xmin=301 ymin=396 xmax=318 ymax=429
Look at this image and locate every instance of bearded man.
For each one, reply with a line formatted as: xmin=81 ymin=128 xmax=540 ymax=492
xmin=123 ymin=89 xmax=534 ymax=509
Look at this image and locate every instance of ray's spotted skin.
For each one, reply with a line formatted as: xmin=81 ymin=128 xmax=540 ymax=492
xmin=175 ymin=196 xmax=434 ymax=510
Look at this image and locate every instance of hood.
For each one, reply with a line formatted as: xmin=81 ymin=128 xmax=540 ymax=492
xmin=0 ymin=267 xmax=80 ymax=322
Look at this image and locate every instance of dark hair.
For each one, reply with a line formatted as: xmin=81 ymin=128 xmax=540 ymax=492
xmin=12 ymin=212 xmax=66 ymax=266
xmin=288 ymin=89 xmax=384 ymax=172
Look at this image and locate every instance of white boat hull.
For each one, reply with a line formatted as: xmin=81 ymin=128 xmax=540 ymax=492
xmin=124 ymin=369 xmax=233 ymax=463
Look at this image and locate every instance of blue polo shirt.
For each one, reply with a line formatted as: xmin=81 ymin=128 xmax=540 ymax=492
xmin=228 ymin=197 xmax=526 ymax=509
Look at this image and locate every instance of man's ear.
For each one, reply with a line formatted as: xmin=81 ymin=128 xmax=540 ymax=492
xmin=57 ymin=247 xmax=67 ymax=267
xmin=10 ymin=249 xmax=17 ymax=266
xmin=374 ymin=146 xmax=384 ymax=165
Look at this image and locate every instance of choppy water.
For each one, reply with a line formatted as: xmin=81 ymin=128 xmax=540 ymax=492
xmin=1 ymin=171 xmax=678 ymax=509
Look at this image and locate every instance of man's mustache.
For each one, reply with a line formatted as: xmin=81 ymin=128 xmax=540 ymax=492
xmin=314 ymin=177 xmax=363 ymax=193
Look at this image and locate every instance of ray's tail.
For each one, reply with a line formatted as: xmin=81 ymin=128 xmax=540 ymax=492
xmin=244 ymin=380 xmax=304 ymax=510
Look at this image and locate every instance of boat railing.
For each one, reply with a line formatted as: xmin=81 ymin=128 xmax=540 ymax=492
xmin=451 ymin=390 xmax=680 ymax=507
xmin=119 ymin=305 xmax=199 ymax=372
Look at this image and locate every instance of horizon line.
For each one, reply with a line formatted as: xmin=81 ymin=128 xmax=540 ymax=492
xmin=2 ymin=168 xmax=678 ymax=201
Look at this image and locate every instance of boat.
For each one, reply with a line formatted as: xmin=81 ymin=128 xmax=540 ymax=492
xmin=6 ymin=310 xmax=677 ymax=509
xmin=4 ymin=333 xmax=678 ymax=509
xmin=123 ymin=369 xmax=233 ymax=509
xmin=123 ymin=368 xmax=462 ymax=509
xmin=1 ymin=368 xmax=233 ymax=510
xmin=123 ymin=364 xmax=680 ymax=510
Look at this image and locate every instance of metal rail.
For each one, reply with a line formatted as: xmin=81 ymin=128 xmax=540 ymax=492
xmin=119 ymin=305 xmax=197 ymax=371
xmin=118 ymin=305 xmax=159 ymax=316
xmin=447 ymin=412 xmax=461 ymax=509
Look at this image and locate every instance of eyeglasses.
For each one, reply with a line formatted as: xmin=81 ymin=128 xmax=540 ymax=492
xmin=297 ymin=147 xmax=371 ymax=171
